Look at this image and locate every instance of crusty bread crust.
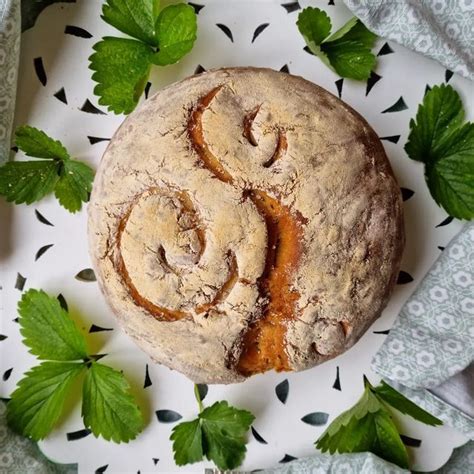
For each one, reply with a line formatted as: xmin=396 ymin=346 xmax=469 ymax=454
xmin=88 ymin=67 xmax=405 ymax=384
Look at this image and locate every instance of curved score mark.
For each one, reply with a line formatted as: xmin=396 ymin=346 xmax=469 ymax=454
xmin=116 ymin=189 xmax=237 ymax=321
xmin=116 ymin=191 xmax=188 ymax=322
xmin=188 ymin=86 xmax=233 ymax=184
xmin=157 ymin=245 xmax=179 ymax=275
xmin=263 ymin=130 xmax=287 ymax=168
xmin=242 ymin=106 xmax=288 ymax=167
xmin=189 ymin=86 xmax=302 ymax=375
xmin=243 ymin=106 xmax=260 ymax=146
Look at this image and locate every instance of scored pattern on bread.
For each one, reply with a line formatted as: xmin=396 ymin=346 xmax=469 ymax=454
xmin=114 ymin=84 xmax=304 ymax=374
xmin=89 ymin=68 xmax=404 ymax=383
xmin=190 ymin=86 xmax=303 ymax=374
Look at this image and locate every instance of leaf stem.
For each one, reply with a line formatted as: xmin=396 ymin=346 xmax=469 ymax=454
xmin=194 ymin=384 xmax=204 ymax=413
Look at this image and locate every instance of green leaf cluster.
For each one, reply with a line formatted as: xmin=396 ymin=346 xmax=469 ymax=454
xmin=7 ymin=289 xmax=144 ymax=442
xmin=0 ymin=126 xmax=94 ymax=213
xmin=171 ymin=385 xmax=255 ymax=470
xmin=90 ymin=0 xmax=198 ymax=114
xmin=405 ymin=84 xmax=474 ymax=219
xmin=297 ymin=7 xmax=377 ymax=80
xmin=316 ymin=377 xmax=442 ymax=469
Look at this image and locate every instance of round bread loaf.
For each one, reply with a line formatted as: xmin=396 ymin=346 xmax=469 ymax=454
xmin=88 ymin=67 xmax=404 ymax=384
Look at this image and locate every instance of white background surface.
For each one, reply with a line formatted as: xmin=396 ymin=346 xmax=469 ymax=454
xmin=1 ymin=0 xmax=473 ymax=472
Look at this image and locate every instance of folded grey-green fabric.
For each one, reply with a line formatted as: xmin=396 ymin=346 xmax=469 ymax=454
xmin=343 ymin=0 xmax=474 ymax=80
xmin=261 ymin=452 xmax=407 ymax=474
xmin=257 ymin=441 xmax=474 ymax=474
xmin=372 ymin=223 xmax=474 ymax=440
xmin=0 ymin=400 xmax=77 ymax=473
xmin=0 ymin=0 xmax=20 ymax=164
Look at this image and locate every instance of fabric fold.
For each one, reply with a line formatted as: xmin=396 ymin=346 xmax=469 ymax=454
xmin=372 ymin=223 xmax=474 ymax=438
xmin=373 ymin=223 xmax=474 ymax=390
xmin=258 ymin=452 xmax=408 ymax=474
xmin=343 ymin=0 xmax=474 ymax=81
xmin=0 ymin=0 xmax=20 ymax=164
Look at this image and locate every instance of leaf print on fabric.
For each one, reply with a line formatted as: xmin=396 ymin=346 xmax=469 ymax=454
xmin=53 ymin=87 xmax=68 ymax=104
xmin=216 ymin=24 xmax=233 ymax=42
xmin=301 ymin=412 xmax=329 ymax=426
xmin=156 ymin=410 xmax=183 ymax=423
xmin=382 ymin=97 xmax=408 ymax=113
xmin=275 ymin=379 xmax=289 ymax=404
xmin=452 ymin=271 xmax=472 ymax=288
xmin=75 ymin=268 xmax=96 ymax=282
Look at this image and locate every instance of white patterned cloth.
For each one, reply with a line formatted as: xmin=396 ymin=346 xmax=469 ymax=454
xmin=0 ymin=0 xmax=19 ymax=164
xmin=373 ymin=223 xmax=474 ymax=439
xmin=343 ymin=0 xmax=474 ymax=80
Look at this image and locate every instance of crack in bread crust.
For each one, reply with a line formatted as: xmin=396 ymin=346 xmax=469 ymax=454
xmin=237 ymin=190 xmax=302 ymax=374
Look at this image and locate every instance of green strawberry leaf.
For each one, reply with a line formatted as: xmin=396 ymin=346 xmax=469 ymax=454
xmin=320 ymin=39 xmax=376 ymax=80
xmin=171 ymin=398 xmax=255 ymax=470
xmin=316 ymin=381 xmax=409 ymax=469
xmin=15 ymin=125 xmax=70 ymax=160
xmin=82 ymin=362 xmax=144 ymax=443
xmin=0 ymin=160 xmax=59 ymax=205
xmin=405 ymin=84 xmax=474 ymax=219
xmin=171 ymin=419 xmax=203 ymax=466
xmin=7 ymin=362 xmax=85 ymax=440
xmin=296 ymin=7 xmax=331 ymax=47
xmin=152 ymin=4 xmax=197 ymax=66
xmin=89 ymin=37 xmax=154 ymax=114
xmin=297 ymin=8 xmax=377 ymax=81
xmin=374 ymin=381 xmax=443 ymax=426
xmin=101 ymin=0 xmax=158 ymax=46
xmin=18 ymin=289 xmax=88 ymax=361
xmin=199 ymin=401 xmax=255 ymax=470
xmin=54 ymin=159 xmax=94 ymax=213
xmin=405 ymin=83 xmax=464 ymax=163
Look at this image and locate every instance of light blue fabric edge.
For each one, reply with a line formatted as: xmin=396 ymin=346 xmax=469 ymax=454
xmin=258 ymin=439 xmax=474 ymax=474
xmin=0 ymin=0 xmax=20 ymax=164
